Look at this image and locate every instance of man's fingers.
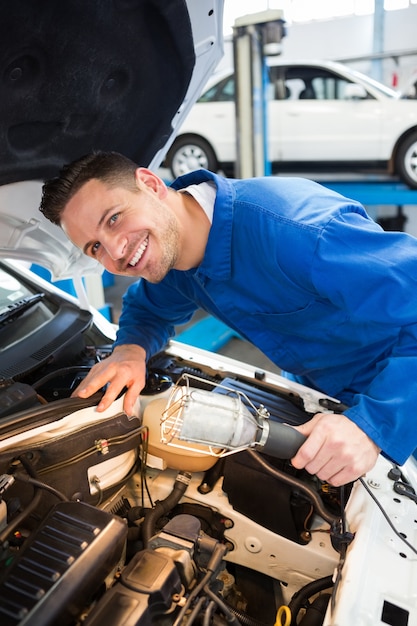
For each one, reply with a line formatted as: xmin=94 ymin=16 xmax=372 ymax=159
xmin=71 ymin=363 xmax=119 ymax=398
xmin=122 ymin=383 xmax=143 ymax=416
xmin=291 ymin=412 xmax=380 ymax=485
xmin=291 ymin=419 xmax=325 ymax=469
xmin=68 ymin=344 xmax=147 ymax=412
xmin=92 ymin=370 xmax=143 ymax=413
xmin=70 ymin=347 xmax=146 ymax=413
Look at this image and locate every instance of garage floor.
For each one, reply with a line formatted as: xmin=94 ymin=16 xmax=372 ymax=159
xmin=104 ymin=275 xmax=281 ymax=374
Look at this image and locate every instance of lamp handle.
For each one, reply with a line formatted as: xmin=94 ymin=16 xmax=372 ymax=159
xmin=260 ymin=420 xmax=306 ymax=459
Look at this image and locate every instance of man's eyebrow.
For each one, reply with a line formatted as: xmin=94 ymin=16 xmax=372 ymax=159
xmin=82 ymin=206 xmax=115 ymax=255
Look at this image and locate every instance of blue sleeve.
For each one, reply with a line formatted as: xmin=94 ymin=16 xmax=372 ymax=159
xmin=113 ymin=277 xmax=198 ymax=358
xmin=312 ymin=210 xmax=417 ymax=464
xmin=347 ymin=323 xmax=417 ymax=465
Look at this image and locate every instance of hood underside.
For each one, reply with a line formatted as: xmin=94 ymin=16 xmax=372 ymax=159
xmin=0 ymin=0 xmax=224 ymax=278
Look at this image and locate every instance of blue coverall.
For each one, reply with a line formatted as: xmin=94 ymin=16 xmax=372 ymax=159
xmin=115 ymin=170 xmax=417 ymax=464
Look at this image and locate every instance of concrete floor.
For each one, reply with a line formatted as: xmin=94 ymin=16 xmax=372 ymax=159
xmin=104 ymin=275 xmax=281 ymax=374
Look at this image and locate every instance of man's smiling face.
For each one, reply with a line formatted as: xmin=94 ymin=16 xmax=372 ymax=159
xmin=61 ymin=175 xmax=181 ymax=283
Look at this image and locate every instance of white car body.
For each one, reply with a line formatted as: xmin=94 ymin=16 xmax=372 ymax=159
xmin=166 ymin=59 xmax=417 ymax=187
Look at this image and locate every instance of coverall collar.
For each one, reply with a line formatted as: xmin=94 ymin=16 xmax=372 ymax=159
xmin=171 ymin=169 xmax=234 ymax=280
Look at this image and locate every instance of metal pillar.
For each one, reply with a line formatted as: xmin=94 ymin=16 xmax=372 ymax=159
xmin=372 ymin=0 xmax=385 ymax=83
xmin=232 ymin=10 xmax=285 ymax=179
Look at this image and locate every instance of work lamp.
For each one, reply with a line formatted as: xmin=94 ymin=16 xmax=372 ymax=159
xmin=160 ymin=374 xmax=306 ymax=460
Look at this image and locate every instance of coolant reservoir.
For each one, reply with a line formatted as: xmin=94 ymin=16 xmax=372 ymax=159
xmin=142 ymin=398 xmax=218 ymax=472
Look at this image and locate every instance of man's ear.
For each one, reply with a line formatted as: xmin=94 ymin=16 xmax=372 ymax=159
xmin=135 ymin=167 xmax=168 ymax=198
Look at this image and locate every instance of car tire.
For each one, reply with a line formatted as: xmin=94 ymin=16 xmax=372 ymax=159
xmin=396 ymin=132 xmax=417 ymax=189
xmin=166 ymin=135 xmax=217 ymax=179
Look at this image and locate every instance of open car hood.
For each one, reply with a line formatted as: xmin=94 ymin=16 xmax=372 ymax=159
xmin=0 ymin=0 xmax=224 ymax=279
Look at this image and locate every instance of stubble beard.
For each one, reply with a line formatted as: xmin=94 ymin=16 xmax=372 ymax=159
xmin=145 ymin=207 xmax=180 ymax=284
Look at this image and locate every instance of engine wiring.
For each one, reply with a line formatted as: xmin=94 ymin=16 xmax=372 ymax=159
xmin=12 ymin=474 xmax=69 ymax=503
xmin=359 ymin=476 xmax=417 ymax=556
xmin=172 ymin=541 xmax=238 ymax=626
xmin=0 ymin=455 xmax=68 ymax=547
xmin=139 ymin=425 xmax=154 ymax=509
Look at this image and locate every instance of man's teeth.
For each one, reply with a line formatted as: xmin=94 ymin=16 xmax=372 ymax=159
xmin=129 ymin=238 xmax=148 ymax=266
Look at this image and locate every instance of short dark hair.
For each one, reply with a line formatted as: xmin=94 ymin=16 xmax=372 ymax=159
xmin=39 ymin=151 xmax=139 ymax=225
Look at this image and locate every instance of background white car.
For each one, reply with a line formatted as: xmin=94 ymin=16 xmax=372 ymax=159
xmin=165 ymin=59 xmax=417 ymax=188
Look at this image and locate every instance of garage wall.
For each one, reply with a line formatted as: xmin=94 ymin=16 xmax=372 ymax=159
xmin=281 ymin=5 xmax=417 ymax=89
xmin=217 ymin=6 xmax=417 ymax=236
xmin=220 ymin=5 xmax=417 ymax=90
xmin=281 ymin=15 xmax=374 ymax=66
xmin=383 ymin=6 xmax=417 ymax=89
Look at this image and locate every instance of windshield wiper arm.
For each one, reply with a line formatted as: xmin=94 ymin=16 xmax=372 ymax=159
xmin=0 ymin=293 xmax=45 ymax=326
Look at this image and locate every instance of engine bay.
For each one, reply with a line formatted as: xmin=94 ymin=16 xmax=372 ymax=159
xmin=0 ymin=336 xmax=416 ymax=626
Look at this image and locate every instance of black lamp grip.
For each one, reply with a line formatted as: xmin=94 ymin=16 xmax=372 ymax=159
xmin=260 ymin=420 xmax=306 ymax=459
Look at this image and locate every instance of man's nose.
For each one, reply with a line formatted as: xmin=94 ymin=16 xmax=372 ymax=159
xmin=105 ymin=236 xmax=127 ymax=261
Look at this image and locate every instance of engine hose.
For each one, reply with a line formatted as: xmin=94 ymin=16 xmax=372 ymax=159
xmin=142 ymin=470 xmax=192 ymax=547
xmin=298 ymin=593 xmax=332 ymax=626
xmin=247 ymin=450 xmax=340 ymax=527
xmin=13 ymin=475 xmax=69 ymax=502
xmin=288 ymin=575 xmax=334 ymax=626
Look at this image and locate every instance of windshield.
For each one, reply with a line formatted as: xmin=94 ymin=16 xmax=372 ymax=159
xmin=0 ymin=261 xmax=93 ymax=380
xmin=345 ymin=67 xmax=398 ymax=98
xmin=0 ymin=268 xmax=34 ymax=310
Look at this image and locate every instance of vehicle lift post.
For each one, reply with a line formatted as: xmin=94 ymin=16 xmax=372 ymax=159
xmin=232 ymin=9 xmax=285 ymax=179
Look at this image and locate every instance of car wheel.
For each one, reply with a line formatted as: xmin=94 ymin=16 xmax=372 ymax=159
xmin=166 ymin=135 xmax=217 ymax=179
xmin=396 ymin=132 xmax=417 ymax=188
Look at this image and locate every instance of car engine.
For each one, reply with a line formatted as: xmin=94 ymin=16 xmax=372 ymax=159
xmin=0 ymin=333 xmax=416 ymax=626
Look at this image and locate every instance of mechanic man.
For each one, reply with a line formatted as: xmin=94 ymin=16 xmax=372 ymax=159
xmin=40 ymin=151 xmax=417 ymax=486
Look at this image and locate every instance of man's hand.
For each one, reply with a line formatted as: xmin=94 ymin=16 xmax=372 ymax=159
xmin=291 ymin=413 xmax=381 ymax=486
xmin=71 ymin=344 xmax=147 ymax=415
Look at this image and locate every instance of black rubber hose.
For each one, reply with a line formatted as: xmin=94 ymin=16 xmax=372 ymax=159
xmin=247 ymin=450 xmax=340 ymax=527
xmin=142 ymin=471 xmax=192 ymax=547
xmin=298 ymin=593 xmax=332 ymax=626
xmin=288 ymin=575 xmax=334 ymax=626
xmin=13 ymin=475 xmax=69 ymax=502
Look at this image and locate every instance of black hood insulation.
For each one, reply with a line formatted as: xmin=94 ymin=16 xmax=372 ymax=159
xmin=0 ymin=0 xmax=195 ymax=185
